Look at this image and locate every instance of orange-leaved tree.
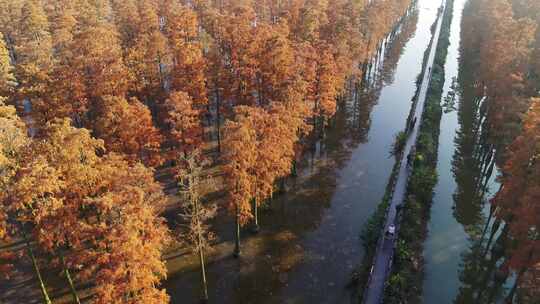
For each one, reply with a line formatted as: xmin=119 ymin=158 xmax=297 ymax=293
xmin=223 ymin=107 xmax=257 ymax=257
xmin=0 ymin=100 xmax=33 ymax=282
xmin=94 ymin=95 xmax=163 ymax=167
xmin=162 ymin=1 xmax=207 ymax=108
xmin=10 ymin=118 xmax=171 ymax=304
xmin=491 ymin=98 xmax=540 ymax=300
xmin=0 ymin=32 xmax=15 ymax=99
xmin=163 ymin=91 xmax=202 ymax=159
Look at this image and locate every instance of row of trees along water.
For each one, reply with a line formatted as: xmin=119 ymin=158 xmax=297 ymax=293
xmin=451 ymin=0 xmax=540 ymax=302
xmin=0 ymin=0 xmax=415 ymax=303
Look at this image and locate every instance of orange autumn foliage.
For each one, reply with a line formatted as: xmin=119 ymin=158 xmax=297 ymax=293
xmin=223 ymin=108 xmax=258 ymax=224
xmin=10 ymin=119 xmax=170 ymax=304
xmin=94 ymin=96 xmax=163 ymax=167
xmin=164 ymin=91 xmax=202 ymax=157
xmin=162 ymin=2 xmax=208 ymax=107
xmin=0 ymin=0 xmax=420 ymax=300
xmin=492 ymin=99 xmax=540 ymax=272
xmin=315 ymin=48 xmax=340 ymax=121
xmin=0 ymin=101 xmax=29 ymax=241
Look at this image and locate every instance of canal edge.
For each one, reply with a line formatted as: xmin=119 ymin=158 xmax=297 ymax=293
xmin=380 ymin=0 xmax=456 ymax=302
xmin=356 ymin=0 xmax=456 ymax=302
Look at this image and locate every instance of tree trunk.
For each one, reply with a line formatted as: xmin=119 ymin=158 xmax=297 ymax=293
xmin=483 ymin=219 xmax=501 ymax=257
xmin=60 ymin=253 xmax=81 ymax=304
xmin=279 ymin=178 xmax=286 ymax=194
xmin=506 ymin=248 xmax=533 ymax=303
xmin=198 ymin=243 xmax=209 ymax=302
xmin=252 ymin=198 xmax=260 ymax=233
xmin=23 ymin=231 xmax=52 ymax=304
xmin=233 ymin=205 xmax=241 ymax=258
xmin=215 ymin=87 xmax=222 ymax=154
xmin=505 ymin=267 xmax=526 ymax=304
xmin=476 ymin=246 xmax=503 ymax=302
xmin=291 ymin=159 xmax=298 ymax=177
xmin=479 ymin=155 xmax=496 ymax=198
xmin=479 ymin=204 xmax=497 ymax=246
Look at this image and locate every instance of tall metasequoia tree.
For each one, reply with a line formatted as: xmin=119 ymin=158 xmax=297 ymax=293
xmin=222 ymin=102 xmax=302 ymax=234
xmin=110 ymin=0 xmax=140 ymax=48
xmin=164 ymin=91 xmax=202 ymax=158
xmin=14 ymin=0 xmax=53 ymax=83
xmin=322 ymin=0 xmax=366 ymax=69
xmin=65 ymin=22 xmax=131 ymax=125
xmin=10 ymin=119 xmax=170 ymax=304
xmin=293 ymin=0 xmax=329 ymax=43
xmin=0 ymin=0 xmax=22 ymax=40
xmin=13 ymin=0 xmax=53 ymax=124
xmin=223 ymin=109 xmax=257 ymax=257
xmin=227 ymin=106 xmax=267 ymax=232
xmin=177 ymin=149 xmax=216 ymax=303
xmin=212 ymin=5 xmax=259 ymax=107
xmin=33 ymin=4 xmax=80 ymax=127
xmin=479 ymin=0 xmax=536 ymax=148
xmin=491 ymin=99 xmax=540 ymax=287
xmin=0 ymin=101 xmax=54 ymax=304
xmin=203 ymin=4 xmax=259 ymax=153
xmin=120 ymin=0 xmax=170 ymax=104
xmin=248 ymin=104 xmax=298 ymax=230
xmin=0 ymin=101 xmax=25 ymax=243
xmin=74 ymin=0 xmax=112 ymax=28
xmin=31 ymin=15 xmax=131 ymax=129
xmin=480 ymin=0 xmax=535 ymax=91
xmin=48 ymin=3 xmax=77 ymax=55
xmin=314 ymin=49 xmax=339 ymax=128
xmin=82 ymin=154 xmax=170 ymax=304
xmin=162 ymin=2 xmax=207 ymax=107
xmin=94 ymin=95 xmax=163 ymax=167
xmin=253 ymin=20 xmax=295 ymax=106
xmin=0 ymin=32 xmax=15 ymax=99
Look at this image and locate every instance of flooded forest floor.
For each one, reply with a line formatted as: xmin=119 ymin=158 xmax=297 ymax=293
xmin=0 ymin=1 xmax=449 ymax=303
xmin=161 ymin=1 xmax=443 ymax=303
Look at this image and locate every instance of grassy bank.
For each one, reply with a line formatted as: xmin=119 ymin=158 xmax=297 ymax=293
xmin=383 ymin=0 xmax=455 ymax=302
xmin=355 ymin=10 xmax=440 ymax=301
xmin=354 ymin=148 xmax=401 ymax=296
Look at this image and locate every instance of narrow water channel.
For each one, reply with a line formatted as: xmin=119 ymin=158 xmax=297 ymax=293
xmin=422 ymin=0 xmax=515 ymax=302
xmin=166 ymin=0 xmax=441 ymax=302
xmin=422 ymin=0 xmax=472 ymax=301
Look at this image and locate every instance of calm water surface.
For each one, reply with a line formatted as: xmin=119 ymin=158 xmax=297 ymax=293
xmin=167 ymin=0 xmax=442 ymax=303
xmin=423 ymin=0 xmax=474 ymax=301
xmin=423 ymin=0 xmax=529 ymax=302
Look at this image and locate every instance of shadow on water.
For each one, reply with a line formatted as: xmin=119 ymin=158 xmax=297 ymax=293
xmin=452 ymin=70 xmax=536 ymax=303
xmin=422 ymin=1 xmax=504 ymax=302
xmin=423 ymin=0 xmax=539 ymax=303
xmin=164 ymin=1 xmax=449 ymax=302
xmin=450 ymin=45 xmax=508 ymax=304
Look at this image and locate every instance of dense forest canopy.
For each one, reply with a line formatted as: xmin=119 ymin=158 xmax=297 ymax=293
xmin=1 ymin=0 xmax=539 ymax=302
xmin=0 ymin=0 xmax=415 ymax=302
